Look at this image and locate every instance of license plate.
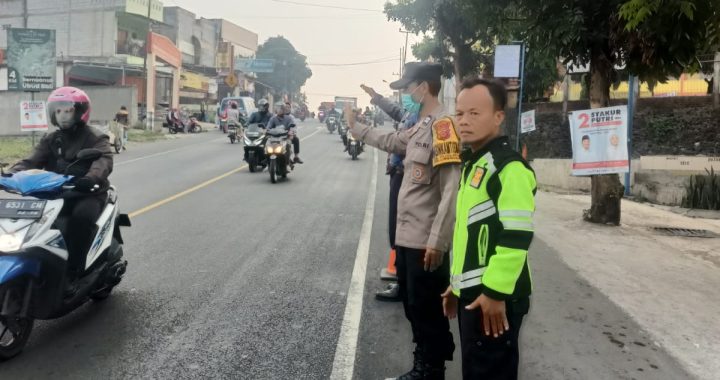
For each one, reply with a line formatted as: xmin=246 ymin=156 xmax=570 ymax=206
xmin=0 ymin=199 xmax=47 ymax=219
xmin=351 ymin=141 xmax=357 ymax=145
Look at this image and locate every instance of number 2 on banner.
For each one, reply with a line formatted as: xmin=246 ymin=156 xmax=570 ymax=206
xmin=578 ymin=113 xmax=590 ymax=128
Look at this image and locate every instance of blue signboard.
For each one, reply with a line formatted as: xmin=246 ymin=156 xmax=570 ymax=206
xmin=235 ymin=59 xmax=276 ymax=73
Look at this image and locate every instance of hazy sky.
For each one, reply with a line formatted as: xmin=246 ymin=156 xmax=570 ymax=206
xmin=163 ymin=0 xmax=423 ymax=108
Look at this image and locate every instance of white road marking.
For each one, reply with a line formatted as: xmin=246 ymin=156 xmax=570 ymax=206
xmin=116 ymin=137 xmax=225 ymax=166
xmin=330 ymin=147 xmax=378 ymax=380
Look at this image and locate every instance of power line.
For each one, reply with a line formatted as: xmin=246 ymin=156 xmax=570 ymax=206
xmin=268 ymin=0 xmax=383 ymax=12
xmin=234 ymin=14 xmax=377 ymax=19
xmin=309 ymin=57 xmax=398 ymax=66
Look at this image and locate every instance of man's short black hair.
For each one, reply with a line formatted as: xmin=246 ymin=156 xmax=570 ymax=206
xmin=459 ymin=77 xmax=507 ymax=111
xmin=120 ymin=106 xmax=127 ymax=110
xmin=582 ymin=135 xmax=590 ymax=141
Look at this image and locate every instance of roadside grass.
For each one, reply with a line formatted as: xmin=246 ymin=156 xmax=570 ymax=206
xmin=0 ymin=129 xmax=170 ymax=164
xmin=0 ymin=136 xmax=33 ymax=165
xmin=128 ymin=128 xmax=168 ymax=143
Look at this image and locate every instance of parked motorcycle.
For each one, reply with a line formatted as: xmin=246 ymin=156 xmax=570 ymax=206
xmin=0 ymin=150 xmax=130 ymax=360
xmin=183 ymin=115 xmax=203 ymax=134
xmin=326 ymin=115 xmax=340 ymax=134
xmin=244 ymin=123 xmax=266 ymax=172
xmin=265 ymin=126 xmax=294 ymax=184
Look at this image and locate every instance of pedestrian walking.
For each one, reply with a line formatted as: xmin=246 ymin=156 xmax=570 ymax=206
xmin=441 ymin=78 xmax=536 ymax=380
xmin=347 ymin=62 xmax=461 ymax=380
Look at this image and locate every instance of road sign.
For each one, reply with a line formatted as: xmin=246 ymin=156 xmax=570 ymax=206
xmin=19 ymin=101 xmax=48 ymax=132
xmin=6 ymin=28 xmax=56 ymax=91
xmin=225 ymin=72 xmax=238 ymax=88
xmin=235 ymin=58 xmax=276 ymax=73
xmin=521 ymin=109 xmax=536 ymax=134
xmin=494 ymin=45 xmax=522 ymax=78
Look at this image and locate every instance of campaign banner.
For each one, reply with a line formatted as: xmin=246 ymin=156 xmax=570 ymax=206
xmin=19 ymin=101 xmax=49 ymax=132
xmin=568 ymin=105 xmax=629 ymax=176
xmin=6 ymin=28 xmax=56 ymax=91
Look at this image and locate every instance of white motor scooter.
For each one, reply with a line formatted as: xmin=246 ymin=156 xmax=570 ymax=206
xmin=0 ymin=149 xmax=130 ymax=360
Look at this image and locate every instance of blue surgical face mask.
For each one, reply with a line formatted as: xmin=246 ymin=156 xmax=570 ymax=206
xmin=401 ymin=85 xmax=424 ymax=115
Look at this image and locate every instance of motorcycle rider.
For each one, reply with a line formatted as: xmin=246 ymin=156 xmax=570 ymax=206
xmin=9 ymin=87 xmax=113 ymax=292
xmin=166 ymin=107 xmax=182 ymax=132
xmin=266 ymin=104 xmax=303 ymax=164
xmin=227 ymin=101 xmax=241 ymax=127
xmin=249 ymin=99 xmax=272 ymax=126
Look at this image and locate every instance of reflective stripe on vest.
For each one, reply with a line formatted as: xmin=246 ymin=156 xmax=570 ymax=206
xmin=451 ymin=267 xmax=487 ymax=290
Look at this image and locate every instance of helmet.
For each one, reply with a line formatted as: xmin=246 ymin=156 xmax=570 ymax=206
xmin=258 ymin=99 xmax=269 ymax=111
xmin=229 ymin=100 xmax=238 ymax=109
xmin=47 ymin=86 xmax=90 ymax=130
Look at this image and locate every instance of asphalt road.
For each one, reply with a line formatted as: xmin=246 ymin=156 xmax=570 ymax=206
xmin=0 ymin=120 xmax=693 ymax=379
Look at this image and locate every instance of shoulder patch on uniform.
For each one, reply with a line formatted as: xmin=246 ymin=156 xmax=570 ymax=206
xmin=432 ymin=117 xmax=461 ymax=167
xmin=470 ymin=166 xmax=485 ymax=189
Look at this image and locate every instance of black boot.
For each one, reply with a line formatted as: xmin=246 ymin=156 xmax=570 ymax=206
xmin=375 ymin=283 xmax=401 ymax=302
xmin=392 ymin=348 xmax=427 ymax=380
xmin=423 ymin=361 xmax=446 ymax=380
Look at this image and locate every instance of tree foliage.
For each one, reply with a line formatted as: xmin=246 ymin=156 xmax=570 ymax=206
xmin=386 ymin=0 xmax=560 ymax=100
xmin=255 ymin=36 xmax=312 ymax=100
xmin=517 ymin=0 xmax=720 ymax=224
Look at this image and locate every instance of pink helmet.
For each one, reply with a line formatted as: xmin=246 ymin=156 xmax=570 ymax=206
xmin=47 ymin=86 xmax=91 ymax=130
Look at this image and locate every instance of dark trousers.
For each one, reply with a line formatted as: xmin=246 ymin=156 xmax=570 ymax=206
xmin=388 ymin=170 xmax=403 ymax=248
xmin=292 ymin=135 xmax=300 ymax=154
xmin=62 ymin=194 xmax=105 ymax=273
xmin=458 ymin=297 xmax=529 ymax=380
xmin=395 ymin=246 xmax=454 ymax=363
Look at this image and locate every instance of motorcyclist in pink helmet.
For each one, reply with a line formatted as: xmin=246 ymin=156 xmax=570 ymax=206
xmin=10 ymin=86 xmax=113 ymax=294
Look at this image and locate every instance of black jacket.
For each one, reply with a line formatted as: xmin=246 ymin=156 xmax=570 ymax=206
xmin=11 ymin=124 xmax=114 ymax=191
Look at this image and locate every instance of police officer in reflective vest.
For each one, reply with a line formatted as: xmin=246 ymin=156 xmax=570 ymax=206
xmin=441 ymin=78 xmax=536 ymax=380
xmin=347 ymin=62 xmax=460 ymax=380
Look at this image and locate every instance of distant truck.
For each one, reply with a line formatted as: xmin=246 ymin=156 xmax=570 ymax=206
xmin=334 ymin=96 xmax=357 ymax=113
xmin=319 ymin=101 xmax=335 ymax=111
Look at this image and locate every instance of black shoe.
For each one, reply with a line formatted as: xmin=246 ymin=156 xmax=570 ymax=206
xmin=375 ymin=283 xmax=401 ymax=302
xmin=293 ymin=157 xmax=304 ymax=164
xmin=388 ymin=349 xmax=427 ymax=380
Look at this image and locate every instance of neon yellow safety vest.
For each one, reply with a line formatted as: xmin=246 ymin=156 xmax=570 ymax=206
xmin=451 ymin=137 xmax=536 ymax=301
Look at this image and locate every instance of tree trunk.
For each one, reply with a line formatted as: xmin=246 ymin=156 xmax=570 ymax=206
xmin=584 ymin=51 xmax=624 ymax=226
xmin=452 ymin=42 xmax=477 ymax=83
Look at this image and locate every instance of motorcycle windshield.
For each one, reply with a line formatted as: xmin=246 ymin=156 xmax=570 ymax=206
xmin=246 ymin=124 xmax=264 ymax=137
xmin=0 ymin=170 xmax=72 ymax=197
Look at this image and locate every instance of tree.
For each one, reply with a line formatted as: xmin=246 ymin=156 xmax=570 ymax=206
xmin=385 ymin=0 xmax=513 ymax=80
xmin=255 ymin=36 xmax=312 ymax=101
xmin=390 ymin=0 xmax=560 ymax=100
xmin=518 ymin=0 xmax=720 ymax=225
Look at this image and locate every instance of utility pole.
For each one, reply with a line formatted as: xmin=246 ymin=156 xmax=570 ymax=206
xmin=400 ymin=29 xmax=411 ymax=68
xmin=714 ymin=52 xmax=720 ymax=108
xmin=144 ymin=0 xmax=153 ymax=130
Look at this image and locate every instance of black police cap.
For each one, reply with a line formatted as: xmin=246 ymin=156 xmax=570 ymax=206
xmin=389 ymin=62 xmax=443 ymax=90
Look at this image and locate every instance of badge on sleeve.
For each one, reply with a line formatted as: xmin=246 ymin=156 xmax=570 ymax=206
xmin=470 ymin=167 xmax=485 ymax=188
xmin=432 ymin=117 xmax=461 ymax=167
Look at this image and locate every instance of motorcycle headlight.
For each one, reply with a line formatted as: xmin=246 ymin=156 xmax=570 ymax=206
xmin=0 ymin=233 xmax=24 ymax=253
